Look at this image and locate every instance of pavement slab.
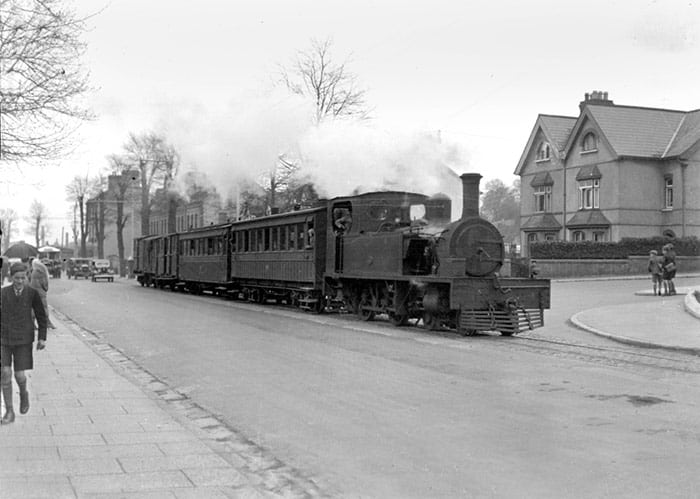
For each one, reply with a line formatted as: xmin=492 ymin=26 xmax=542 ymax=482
xmin=0 ymin=314 xmax=322 ymax=498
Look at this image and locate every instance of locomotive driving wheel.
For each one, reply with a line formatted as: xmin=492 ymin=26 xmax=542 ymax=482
xmin=358 ymin=295 xmax=376 ymax=321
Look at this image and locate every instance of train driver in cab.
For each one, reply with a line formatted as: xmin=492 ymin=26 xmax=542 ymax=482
xmin=333 ymin=208 xmax=352 ymax=234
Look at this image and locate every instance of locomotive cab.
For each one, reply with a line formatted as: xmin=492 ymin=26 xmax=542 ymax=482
xmin=328 ymin=192 xmax=452 ymax=277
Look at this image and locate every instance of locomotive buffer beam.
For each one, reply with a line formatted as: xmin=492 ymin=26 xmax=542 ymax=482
xmin=458 ymin=307 xmax=544 ymax=336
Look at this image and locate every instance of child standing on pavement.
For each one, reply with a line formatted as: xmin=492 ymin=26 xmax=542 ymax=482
xmin=662 ymin=243 xmax=677 ymax=296
xmin=647 ymin=250 xmax=663 ymax=296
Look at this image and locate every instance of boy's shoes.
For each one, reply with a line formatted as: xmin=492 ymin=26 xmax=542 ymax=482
xmin=1 ymin=410 xmax=16 ymax=424
xmin=20 ymin=390 xmax=30 ymax=414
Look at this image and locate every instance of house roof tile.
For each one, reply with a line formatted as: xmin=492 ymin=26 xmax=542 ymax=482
xmin=586 ymin=105 xmax=685 ymax=158
xmin=540 ymin=115 xmax=577 ymax=151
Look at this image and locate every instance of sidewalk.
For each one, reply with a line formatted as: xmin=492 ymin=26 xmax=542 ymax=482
xmin=0 ymin=314 xmax=321 ymax=498
xmin=571 ymin=285 xmax=700 ymax=353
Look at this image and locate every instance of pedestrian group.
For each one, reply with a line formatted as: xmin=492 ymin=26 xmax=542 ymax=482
xmin=648 ymin=243 xmax=677 ymax=296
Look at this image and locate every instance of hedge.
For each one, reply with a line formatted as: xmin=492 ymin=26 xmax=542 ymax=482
xmin=530 ymin=236 xmax=700 ymax=259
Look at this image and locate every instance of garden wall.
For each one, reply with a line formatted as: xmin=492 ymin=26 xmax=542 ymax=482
xmin=503 ymin=256 xmax=700 ymax=279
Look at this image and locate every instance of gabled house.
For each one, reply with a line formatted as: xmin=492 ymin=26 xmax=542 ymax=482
xmin=515 ymin=91 xmax=700 ymax=256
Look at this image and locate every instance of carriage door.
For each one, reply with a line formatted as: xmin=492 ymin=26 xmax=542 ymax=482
xmin=331 ymin=202 xmax=353 ymax=273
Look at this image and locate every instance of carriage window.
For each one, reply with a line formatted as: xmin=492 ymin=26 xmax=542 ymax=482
xmin=257 ymin=229 xmax=264 ymax=251
xmin=296 ymin=223 xmax=305 ymax=249
xmin=207 ymin=238 xmax=214 ymax=255
xmin=244 ymin=231 xmax=250 ymax=252
xmin=264 ymin=228 xmax=271 ymax=251
xmin=189 ymin=240 xmax=195 ymax=256
xmin=271 ymin=227 xmax=279 ymax=250
xmin=288 ymin=225 xmax=296 ymax=250
xmin=280 ymin=226 xmax=288 ymax=250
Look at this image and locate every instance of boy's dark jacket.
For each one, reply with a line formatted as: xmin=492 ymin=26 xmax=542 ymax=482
xmin=1 ymin=284 xmax=48 ymax=345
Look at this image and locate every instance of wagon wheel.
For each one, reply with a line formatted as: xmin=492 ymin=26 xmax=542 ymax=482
xmin=309 ymin=295 xmax=325 ymax=314
xmin=358 ymin=296 xmax=375 ymax=321
xmin=422 ymin=312 xmax=440 ymax=331
xmin=377 ymin=222 xmax=395 ymax=232
xmin=346 ymin=290 xmax=360 ymax=314
xmin=389 ymin=311 xmax=409 ymax=327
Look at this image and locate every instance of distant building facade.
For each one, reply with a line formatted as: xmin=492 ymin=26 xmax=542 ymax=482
xmin=515 ymin=91 xmax=700 ymax=256
xmin=86 ymin=172 xmax=141 ymax=270
xmin=148 ymin=191 xmax=227 ymax=236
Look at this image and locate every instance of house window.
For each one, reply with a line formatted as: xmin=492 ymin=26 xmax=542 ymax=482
xmin=536 ymin=141 xmax=551 ymax=161
xmin=664 ymin=176 xmax=673 ymax=209
xmin=593 ymin=231 xmax=606 ymax=242
xmin=582 ymin=132 xmax=597 ymax=152
xmin=578 ymin=179 xmax=599 ymax=209
xmin=573 ymin=231 xmax=585 ymax=241
xmin=527 ymin=233 xmax=538 ymax=243
xmin=534 ymin=185 xmax=552 ymax=212
xmin=545 ymin=233 xmax=557 ymax=241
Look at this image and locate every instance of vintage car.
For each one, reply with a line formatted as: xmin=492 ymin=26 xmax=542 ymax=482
xmin=90 ymin=259 xmax=114 ymax=282
xmin=41 ymin=258 xmax=62 ymax=278
xmin=66 ymin=257 xmax=92 ymax=279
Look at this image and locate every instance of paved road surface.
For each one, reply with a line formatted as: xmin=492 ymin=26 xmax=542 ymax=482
xmin=46 ymin=276 xmax=700 ymax=498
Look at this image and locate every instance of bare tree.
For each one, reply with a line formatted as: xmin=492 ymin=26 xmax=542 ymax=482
xmin=0 ymin=208 xmax=18 ymax=250
xmin=0 ymin=0 xmax=92 ymax=160
xmin=122 ymin=132 xmax=179 ymax=236
xmin=280 ymin=37 xmax=369 ymax=124
xmin=65 ymin=173 xmax=98 ymax=256
xmin=24 ymin=199 xmax=47 ymax=247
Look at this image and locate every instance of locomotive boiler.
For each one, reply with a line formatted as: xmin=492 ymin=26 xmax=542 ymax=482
xmin=134 ymin=172 xmax=550 ymax=336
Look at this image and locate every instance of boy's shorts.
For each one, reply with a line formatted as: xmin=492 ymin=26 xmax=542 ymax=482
xmin=0 ymin=343 xmax=34 ymax=371
xmin=652 ymin=274 xmax=662 ymax=284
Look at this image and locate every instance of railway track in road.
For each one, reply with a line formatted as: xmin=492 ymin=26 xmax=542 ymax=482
xmin=184 ymin=287 xmax=700 ymax=378
xmin=499 ymin=331 xmax=700 ymax=377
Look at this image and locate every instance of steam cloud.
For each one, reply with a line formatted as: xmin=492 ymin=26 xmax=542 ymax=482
xmin=159 ymin=89 xmax=472 ymax=218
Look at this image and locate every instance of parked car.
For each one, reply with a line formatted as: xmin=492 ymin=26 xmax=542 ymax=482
xmin=66 ymin=257 xmax=91 ymax=279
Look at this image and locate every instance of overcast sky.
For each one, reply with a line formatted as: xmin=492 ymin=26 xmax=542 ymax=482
xmin=3 ymin=0 xmax=700 ymax=240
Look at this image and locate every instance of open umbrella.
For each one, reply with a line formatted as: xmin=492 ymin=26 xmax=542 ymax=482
xmin=3 ymin=241 xmax=39 ymax=260
xmin=38 ymin=245 xmax=61 ymax=253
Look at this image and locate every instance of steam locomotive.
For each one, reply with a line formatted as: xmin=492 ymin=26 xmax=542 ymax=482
xmin=134 ymin=173 xmax=550 ymax=335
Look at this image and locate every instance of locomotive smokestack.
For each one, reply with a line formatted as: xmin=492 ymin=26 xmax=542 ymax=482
xmin=460 ymin=173 xmax=482 ymax=219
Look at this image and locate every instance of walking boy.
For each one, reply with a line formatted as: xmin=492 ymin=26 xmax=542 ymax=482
xmin=1 ymin=262 xmax=48 ymax=424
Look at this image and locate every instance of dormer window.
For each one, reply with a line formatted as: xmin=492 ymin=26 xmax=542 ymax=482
xmin=536 ymin=141 xmax=551 ymax=161
xmin=581 ymin=132 xmax=597 ymax=153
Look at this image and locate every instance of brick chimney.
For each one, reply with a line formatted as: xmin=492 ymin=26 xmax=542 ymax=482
xmin=580 ymin=90 xmax=614 ymax=111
